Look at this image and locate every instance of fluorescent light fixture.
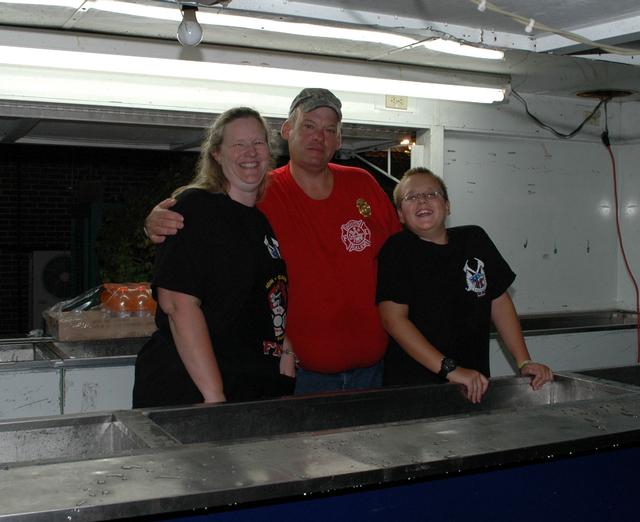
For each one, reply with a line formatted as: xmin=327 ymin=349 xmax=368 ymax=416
xmin=90 ymin=0 xmax=417 ymax=48
xmin=3 ymin=1 xmax=505 ymax=60
xmin=422 ymin=39 xmax=504 ymax=60
xmin=1 ymin=0 xmax=80 ymax=6
xmin=0 ymin=46 xmax=507 ymax=104
xmin=81 ymin=0 xmax=504 ymax=56
xmin=3 ymin=0 xmax=505 ymax=59
xmin=91 ymin=0 xmax=183 ymax=20
xmin=196 ymin=13 xmax=416 ymax=47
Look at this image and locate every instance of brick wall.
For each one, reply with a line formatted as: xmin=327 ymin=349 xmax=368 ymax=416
xmin=0 ymin=144 xmax=197 ymax=335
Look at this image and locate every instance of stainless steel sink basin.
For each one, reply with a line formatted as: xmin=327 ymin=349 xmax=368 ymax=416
xmin=144 ymin=375 xmax=627 ymax=445
xmin=0 ymin=413 xmax=147 ymax=467
xmin=577 ymin=365 xmax=640 ymax=387
xmin=0 ymin=374 xmax=630 ymax=469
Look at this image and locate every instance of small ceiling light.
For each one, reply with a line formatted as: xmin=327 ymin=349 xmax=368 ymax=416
xmin=177 ymin=5 xmax=203 ymax=47
xmin=400 ymin=138 xmax=411 ymax=146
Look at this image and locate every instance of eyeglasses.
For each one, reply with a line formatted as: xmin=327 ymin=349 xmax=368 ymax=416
xmin=227 ymin=139 xmax=268 ymax=153
xmin=402 ymin=191 xmax=444 ymax=204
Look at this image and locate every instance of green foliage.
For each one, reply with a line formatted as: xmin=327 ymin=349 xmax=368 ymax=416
xmin=96 ymin=166 xmax=194 ymax=283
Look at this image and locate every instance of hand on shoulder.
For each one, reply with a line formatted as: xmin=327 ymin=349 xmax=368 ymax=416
xmin=145 ymin=198 xmax=184 ymax=244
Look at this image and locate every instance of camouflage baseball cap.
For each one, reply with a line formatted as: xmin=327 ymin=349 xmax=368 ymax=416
xmin=289 ymin=88 xmax=342 ymax=120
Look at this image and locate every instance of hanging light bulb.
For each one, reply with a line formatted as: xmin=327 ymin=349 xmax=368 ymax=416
xmin=177 ymin=5 xmax=203 ymax=47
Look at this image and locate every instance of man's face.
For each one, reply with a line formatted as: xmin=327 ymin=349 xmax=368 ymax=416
xmin=282 ymin=106 xmax=342 ymax=171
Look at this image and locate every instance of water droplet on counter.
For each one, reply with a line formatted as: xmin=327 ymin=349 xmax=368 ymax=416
xmin=121 ymin=464 xmax=142 ymax=470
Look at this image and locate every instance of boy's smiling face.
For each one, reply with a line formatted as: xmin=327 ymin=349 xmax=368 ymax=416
xmin=397 ymin=173 xmax=450 ymax=243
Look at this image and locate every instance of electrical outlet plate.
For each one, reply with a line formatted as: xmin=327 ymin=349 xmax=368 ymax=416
xmin=385 ymin=95 xmax=408 ymax=110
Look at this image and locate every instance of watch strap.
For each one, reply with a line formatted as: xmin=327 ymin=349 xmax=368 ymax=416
xmin=438 ymin=357 xmax=458 ymax=379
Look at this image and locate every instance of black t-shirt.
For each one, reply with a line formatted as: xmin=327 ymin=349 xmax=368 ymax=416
xmin=376 ymin=225 xmax=515 ymax=385
xmin=133 ymin=189 xmax=291 ymax=407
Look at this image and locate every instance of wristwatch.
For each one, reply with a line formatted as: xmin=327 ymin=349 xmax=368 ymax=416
xmin=438 ymin=357 xmax=458 ymax=379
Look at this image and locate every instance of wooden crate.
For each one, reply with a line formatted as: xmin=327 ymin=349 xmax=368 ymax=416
xmin=44 ymin=310 xmax=156 ymax=341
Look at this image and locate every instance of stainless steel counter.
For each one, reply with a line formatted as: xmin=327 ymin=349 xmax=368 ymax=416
xmin=0 ymin=337 xmax=147 ymax=418
xmin=515 ymin=309 xmax=638 ymax=336
xmin=0 ymin=338 xmax=62 ymax=418
xmin=0 ymin=338 xmax=59 ymax=368
xmin=1 ymin=373 xmax=640 ymax=521
xmin=48 ymin=337 xmax=146 ymax=367
xmin=576 ymin=364 xmax=640 ymax=386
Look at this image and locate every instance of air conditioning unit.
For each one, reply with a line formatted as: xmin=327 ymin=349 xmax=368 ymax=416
xmin=29 ymin=250 xmax=73 ymax=331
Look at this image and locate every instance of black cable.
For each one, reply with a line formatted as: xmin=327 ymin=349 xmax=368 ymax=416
xmin=601 ymin=101 xmax=610 ymax=147
xmin=512 ymin=89 xmax=609 ymax=139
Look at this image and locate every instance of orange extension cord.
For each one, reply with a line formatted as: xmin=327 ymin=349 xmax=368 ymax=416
xmin=603 ymin=135 xmax=640 ymax=363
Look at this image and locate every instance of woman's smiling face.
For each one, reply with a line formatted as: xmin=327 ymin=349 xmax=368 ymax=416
xmin=213 ymin=117 xmax=270 ymax=205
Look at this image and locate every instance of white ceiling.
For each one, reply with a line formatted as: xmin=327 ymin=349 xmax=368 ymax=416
xmin=1 ymin=0 xmax=639 ymax=150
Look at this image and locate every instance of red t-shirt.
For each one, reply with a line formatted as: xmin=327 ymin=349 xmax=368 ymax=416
xmin=258 ymin=163 xmax=401 ymax=373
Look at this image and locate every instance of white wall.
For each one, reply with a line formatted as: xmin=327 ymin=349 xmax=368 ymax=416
xmin=443 ymin=132 xmax=620 ymax=314
xmin=491 ymin=329 xmax=637 ymax=377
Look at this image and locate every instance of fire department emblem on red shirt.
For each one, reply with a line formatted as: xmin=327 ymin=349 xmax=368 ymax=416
xmin=340 ymin=219 xmax=371 ymax=252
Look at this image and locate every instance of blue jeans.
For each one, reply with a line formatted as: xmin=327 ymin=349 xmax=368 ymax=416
xmin=294 ymin=360 xmax=384 ymax=395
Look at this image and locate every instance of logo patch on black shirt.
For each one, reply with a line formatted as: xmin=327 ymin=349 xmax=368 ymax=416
xmin=264 ymin=235 xmax=281 ymax=259
xmin=463 ymin=257 xmax=487 ymax=297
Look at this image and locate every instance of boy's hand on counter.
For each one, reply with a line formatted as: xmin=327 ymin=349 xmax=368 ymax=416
xmin=520 ymin=362 xmax=554 ymax=390
xmin=448 ymin=367 xmax=489 ymax=404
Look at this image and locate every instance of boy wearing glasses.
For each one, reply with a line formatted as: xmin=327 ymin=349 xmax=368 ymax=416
xmin=376 ymin=168 xmax=552 ymax=403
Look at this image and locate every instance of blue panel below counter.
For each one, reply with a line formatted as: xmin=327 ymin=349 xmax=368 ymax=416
xmin=164 ymin=446 xmax=640 ymax=522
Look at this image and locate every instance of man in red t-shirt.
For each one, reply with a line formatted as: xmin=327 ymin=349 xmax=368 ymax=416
xmin=145 ymin=89 xmax=400 ymax=394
